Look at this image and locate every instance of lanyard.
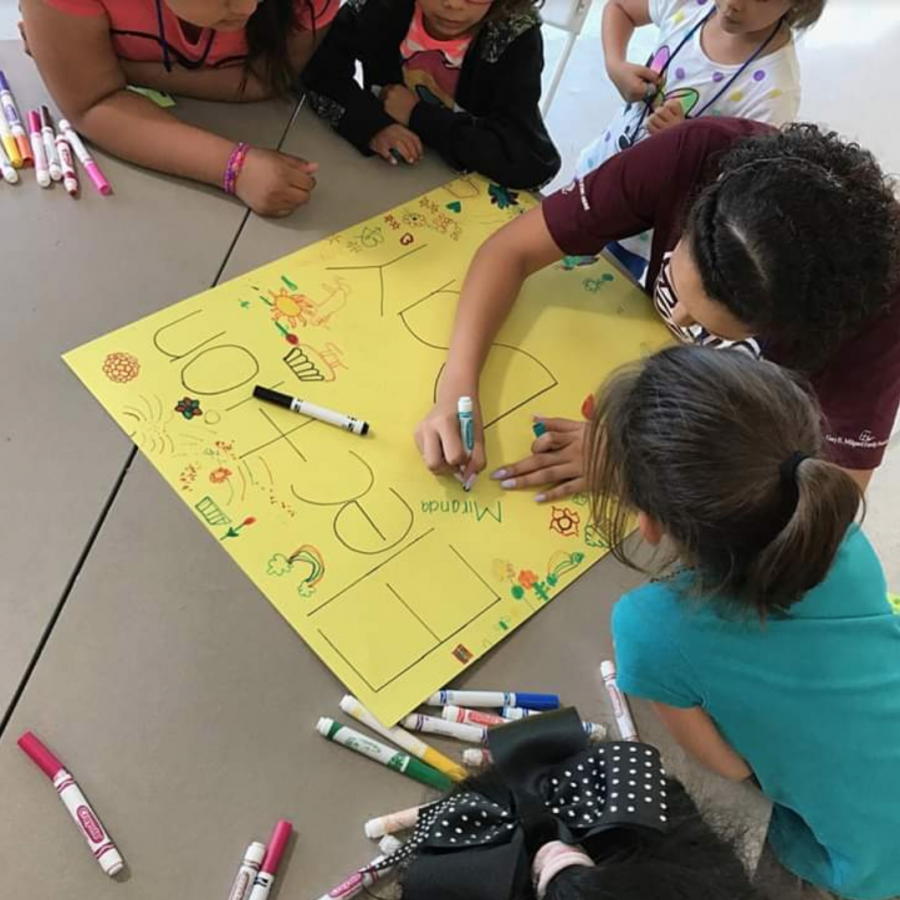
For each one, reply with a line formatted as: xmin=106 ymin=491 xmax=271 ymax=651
xmin=621 ymin=9 xmax=784 ymax=147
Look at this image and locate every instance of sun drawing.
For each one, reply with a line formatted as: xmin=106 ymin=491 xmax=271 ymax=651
xmin=269 ymin=287 xmax=316 ymax=328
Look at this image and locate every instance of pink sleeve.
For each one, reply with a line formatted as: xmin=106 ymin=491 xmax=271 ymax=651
xmin=295 ymin=0 xmax=339 ymax=30
xmin=43 ymin=0 xmax=106 ymax=15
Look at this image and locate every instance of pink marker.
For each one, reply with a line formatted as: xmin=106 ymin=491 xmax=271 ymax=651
xmin=58 ymin=118 xmax=111 ymax=196
xmin=315 ymin=853 xmax=393 ymax=900
xmin=247 ymin=819 xmax=292 ymax=900
xmin=27 ymin=110 xmax=50 ymax=188
xmin=18 ymin=731 xmax=125 ymax=877
xmin=600 ymin=660 xmax=638 ymax=741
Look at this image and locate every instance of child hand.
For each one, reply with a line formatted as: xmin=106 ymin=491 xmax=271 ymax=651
xmin=490 ymin=417 xmax=587 ymax=503
xmin=647 ymin=98 xmax=686 ymax=135
xmin=369 ymin=124 xmax=423 ymax=165
xmin=608 ymin=60 xmax=661 ymax=104
xmin=234 ymin=148 xmax=318 ymax=217
xmin=415 ymin=394 xmax=485 ymax=487
xmin=381 ymin=84 xmax=419 ymax=126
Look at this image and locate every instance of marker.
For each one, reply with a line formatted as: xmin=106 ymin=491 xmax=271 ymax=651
xmin=226 ymin=841 xmax=266 ymax=900
xmin=314 ymin=851 xmax=393 ymax=900
xmin=0 ymin=70 xmax=32 ymax=165
xmin=364 ymin=803 xmax=429 ymax=839
xmin=340 ymin=695 xmax=467 ymax=782
xmin=389 ymin=148 xmax=404 ymax=165
xmin=378 ymin=835 xmax=403 ymax=855
xmin=462 ymin=748 xmax=491 ymax=768
xmin=601 ymin=660 xmax=638 ymax=741
xmin=401 ymin=714 xmax=486 ymax=744
xmin=40 ymin=106 xmax=62 ymax=181
xmin=0 ymin=141 xmax=18 ymax=183
xmin=317 ymin=718 xmax=452 ymax=791
xmin=0 ymin=110 xmax=20 ymax=168
xmin=27 ymin=111 xmax=50 ymax=187
xmin=58 ymin=118 xmax=111 ymax=195
xmin=17 ymin=731 xmax=124 ymax=876
xmin=254 ymin=386 xmax=369 ymax=436
xmin=247 ymin=819 xmax=292 ymax=900
xmin=56 ymin=133 xmax=79 ymax=196
xmin=442 ymin=705 xmax=506 ymax=727
xmin=500 ymin=706 xmax=536 ymax=720
xmin=427 ymin=690 xmax=560 ymax=711
xmin=458 ymin=396 xmax=475 ymax=455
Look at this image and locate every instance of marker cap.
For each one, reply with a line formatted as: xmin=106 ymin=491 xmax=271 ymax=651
xmin=260 ymin=819 xmax=292 ymax=875
xmin=18 ymin=731 xmax=63 ymax=780
xmin=0 ymin=70 xmax=10 ymax=92
xmin=514 ymin=693 xmax=561 ymax=711
xmin=458 ymin=396 xmax=473 ymax=414
xmin=600 ymin=660 xmax=616 ymax=679
xmin=246 ymin=841 xmax=267 ymax=866
xmin=27 ymin=110 xmax=40 ymax=134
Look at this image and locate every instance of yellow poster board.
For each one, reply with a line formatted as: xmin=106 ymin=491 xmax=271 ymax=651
xmin=64 ymin=176 xmax=670 ymax=724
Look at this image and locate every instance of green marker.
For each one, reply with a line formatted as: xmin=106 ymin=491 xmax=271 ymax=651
xmin=316 ymin=717 xmax=452 ymax=791
xmin=532 ymin=421 xmax=547 ymax=438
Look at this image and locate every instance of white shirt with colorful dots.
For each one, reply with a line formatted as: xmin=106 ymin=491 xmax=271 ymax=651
xmin=577 ymin=0 xmax=801 ymax=179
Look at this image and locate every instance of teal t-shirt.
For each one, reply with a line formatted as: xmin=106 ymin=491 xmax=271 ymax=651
xmin=613 ymin=526 xmax=900 ymax=900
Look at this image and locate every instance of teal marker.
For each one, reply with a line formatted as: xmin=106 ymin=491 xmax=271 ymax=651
xmin=458 ymin=396 xmax=475 ymax=456
xmin=532 ymin=421 xmax=547 ymax=438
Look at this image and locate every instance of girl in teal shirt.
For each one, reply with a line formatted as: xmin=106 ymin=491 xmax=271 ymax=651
xmin=585 ymin=345 xmax=900 ymax=899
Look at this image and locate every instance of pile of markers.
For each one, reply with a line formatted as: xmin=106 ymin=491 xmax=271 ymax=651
xmin=0 ymin=69 xmax=111 ymax=196
xmin=313 ymin=668 xmax=638 ymax=899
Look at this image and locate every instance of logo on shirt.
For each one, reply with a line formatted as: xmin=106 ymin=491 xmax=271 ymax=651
xmin=825 ymin=430 xmax=889 ymax=451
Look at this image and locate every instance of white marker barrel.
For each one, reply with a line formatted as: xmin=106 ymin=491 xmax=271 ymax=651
xmin=601 ymin=660 xmax=638 ymax=741
xmin=53 ymin=769 xmax=124 ymax=876
xmin=401 ymin=714 xmax=486 ymax=744
xmin=227 ymin=842 xmax=266 ymax=900
xmin=364 ymin=804 xmax=424 ymax=839
xmin=442 ymin=705 xmax=505 ymax=727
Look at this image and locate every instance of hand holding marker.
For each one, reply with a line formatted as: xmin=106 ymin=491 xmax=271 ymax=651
xmin=457 ymin=396 xmax=476 ymax=491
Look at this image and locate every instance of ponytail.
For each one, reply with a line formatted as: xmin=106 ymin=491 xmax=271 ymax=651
xmin=747 ymin=458 xmax=862 ymax=615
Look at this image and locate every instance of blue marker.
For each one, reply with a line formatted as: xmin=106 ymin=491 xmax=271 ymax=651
xmin=532 ymin=420 xmax=547 ymax=438
xmin=458 ymin=396 xmax=475 ymax=456
xmin=426 ymin=690 xmax=560 ymax=711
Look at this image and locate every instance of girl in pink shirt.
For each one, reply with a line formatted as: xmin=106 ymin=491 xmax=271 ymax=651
xmin=22 ymin=0 xmax=338 ymax=215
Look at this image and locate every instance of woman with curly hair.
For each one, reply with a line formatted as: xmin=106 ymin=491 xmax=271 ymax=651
xmin=301 ymin=0 xmax=560 ymax=188
xmin=414 ymin=119 xmax=900 ymax=496
xmin=22 ymin=0 xmax=337 ymax=216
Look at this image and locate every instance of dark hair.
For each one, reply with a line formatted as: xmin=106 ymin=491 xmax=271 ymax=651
xmin=686 ymin=124 xmax=900 ymax=371
xmin=245 ymin=0 xmax=326 ymax=96
xmin=786 ymin=0 xmax=826 ymax=30
xmin=586 ymin=346 xmax=862 ymax=617
xmin=398 ymin=773 xmax=773 ymax=900
xmin=485 ymin=0 xmax=545 ymax=25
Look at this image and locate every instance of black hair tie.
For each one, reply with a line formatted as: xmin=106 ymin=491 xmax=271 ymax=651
xmin=780 ymin=451 xmax=809 ymax=484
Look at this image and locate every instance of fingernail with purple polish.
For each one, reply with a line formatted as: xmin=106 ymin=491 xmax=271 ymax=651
xmin=491 ymin=469 xmax=509 ymax=480
xmin=500 ymin=478 xmax=516 ymax=490
xmin=535 ymin=493 xmax=547 ymax=503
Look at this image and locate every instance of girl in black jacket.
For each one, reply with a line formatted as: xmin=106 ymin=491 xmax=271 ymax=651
xmin=302 ymin=0 xmax=561 ymax=189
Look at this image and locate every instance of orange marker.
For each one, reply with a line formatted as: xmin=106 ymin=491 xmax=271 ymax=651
xmin=0 ymin=70 xmax=33 ymax=166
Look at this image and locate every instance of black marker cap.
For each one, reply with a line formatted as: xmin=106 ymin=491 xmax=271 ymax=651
xmin=253 ymin=385 xmax=292 ymax=409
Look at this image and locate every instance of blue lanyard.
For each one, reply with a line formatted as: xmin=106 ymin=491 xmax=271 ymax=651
xmin=622 ymin=9 xmax=784 ymax=146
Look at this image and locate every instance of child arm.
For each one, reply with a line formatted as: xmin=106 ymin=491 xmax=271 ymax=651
xmin=603 ymin=0 xmax=661 ymax=102
xmin=302 ymin=0 xmax=396 ymax=155
xmin=404 ymin=28 xmax=560 ymax=189
xmin=652 ymin=703 xmax=754 ymax=782
xmin=22 ymin=0 xmax=317 ymax=215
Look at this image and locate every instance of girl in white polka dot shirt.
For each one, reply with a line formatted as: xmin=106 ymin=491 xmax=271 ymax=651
xmin=578 ymin=0 xmax=824 ymax=278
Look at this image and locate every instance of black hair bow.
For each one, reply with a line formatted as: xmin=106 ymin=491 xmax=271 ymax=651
xmin=373 ymin=708 xmax=670 ymax=900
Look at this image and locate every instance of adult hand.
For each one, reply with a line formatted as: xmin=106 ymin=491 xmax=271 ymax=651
xmin=646 ymin=98 xmax=686 ymax=135
xmin=369 ymin=123 xmax=423 ymax=165
xmin=415 ymin=393 xmax=485 ymax=489
xmin=382 ymin=83 xmax=419 ymax=127
xmin=607 ymin=59 xmax=661 ymax=104
xmin=234 ymin=147 xmax=318 ymax=217
xmin=491 ymin=417 xmax=587 ymax=502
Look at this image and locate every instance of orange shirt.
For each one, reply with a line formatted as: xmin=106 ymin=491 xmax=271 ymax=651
xmin=46 ymin=0 xmax=337 ymax=65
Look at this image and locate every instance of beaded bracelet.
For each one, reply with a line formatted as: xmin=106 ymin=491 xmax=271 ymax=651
xmin=223 ymin=142 xmax=250 ymax=196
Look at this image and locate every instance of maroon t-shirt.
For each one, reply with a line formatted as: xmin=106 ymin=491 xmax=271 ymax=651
xmin=543 ymin=118 xmax=900 ymax=471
